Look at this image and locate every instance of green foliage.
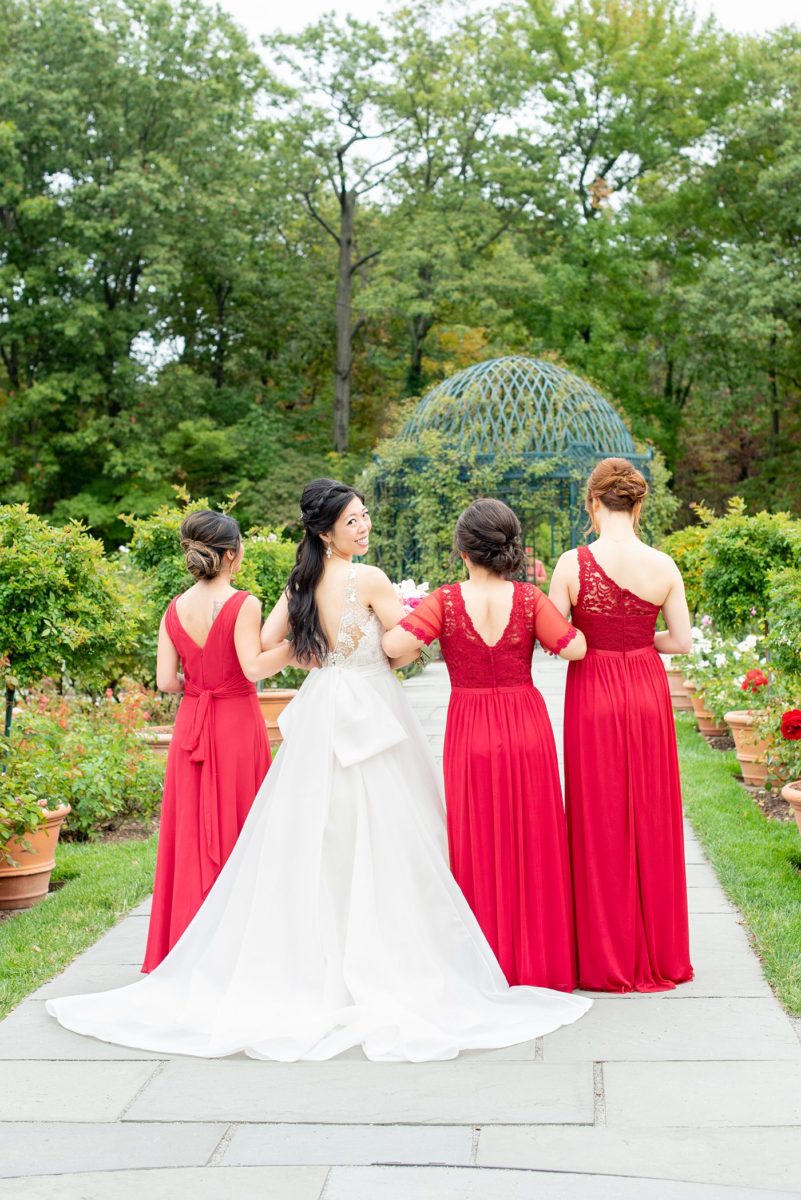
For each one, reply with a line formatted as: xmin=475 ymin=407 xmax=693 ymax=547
xmin=700 ymin=500 xmax=801 ymax=633
xmin=1 ymin=0 xmax=800 ymax=532
xmin=1 ymin=685 xmax=164 ymax=842
xmin=767 ymin=567 xmax=801 ymax=684
xmin=0 ymin=504 xmax=132 ymax=701
xmin=362 ymin=430 xmax=576 ymax=586
xmin=660 ymin=511 xmax=714 ymax=615
xmin=0 ymin=789 xmax=47 ymax=866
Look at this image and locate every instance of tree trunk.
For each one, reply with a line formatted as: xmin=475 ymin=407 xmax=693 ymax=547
xmin=407 ymin=312 xmax=434 ymax=396
xmin=768 ymin=330 xmax=780 ymax=459
xmin=333 ymin=189 xmax=357 ymax=452
xmin=4 ymin=686 xmax=14 ymax=743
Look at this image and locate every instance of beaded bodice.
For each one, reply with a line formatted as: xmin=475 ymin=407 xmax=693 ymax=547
xmin=400 ymin=582 xmax=577 ymax=689
xmin=572 ymin=546 xmax=660 ymax=652
xmin=321 ymin=563 xmax=387 ymax=671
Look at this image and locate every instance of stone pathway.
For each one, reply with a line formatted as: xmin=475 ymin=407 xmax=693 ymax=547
xmin=2 ymin=656 xmax=801 ymax=1198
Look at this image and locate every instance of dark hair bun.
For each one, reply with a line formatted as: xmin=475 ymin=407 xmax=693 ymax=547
xmin=179 ymin=511 xmax=241 ymax=581
xmin=585 ymin=457 xmax=648 ymax=513
xmin=454 ymin=498 xmax=524 ymax=578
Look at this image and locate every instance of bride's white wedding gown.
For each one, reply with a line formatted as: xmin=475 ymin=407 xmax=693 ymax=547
xmin=48 ymin=565 xmax=591 ymax=1061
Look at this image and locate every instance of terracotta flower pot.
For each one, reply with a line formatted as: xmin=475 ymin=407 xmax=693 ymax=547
xmin=780 ymin=781 xmax=801 ymax=838
xmin=684 ymin=680 xmax=727 ymax=738
xmin=724 ymin=710 xmax=769 ymax=786
xmin=665 ymin=667 xmax=693 ymax=712
xmin=257 ymin=689 xmax=298 ymax=750
xmin=140 ymin=724 xmax=174 ymax=755
xmin=0 ymin=803 xmax=71 ymax=911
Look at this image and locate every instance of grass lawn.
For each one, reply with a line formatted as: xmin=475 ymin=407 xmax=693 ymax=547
xmin=0 ymin=834 xmax=156 ymax=1019
xmin=677 ymin=714 xmax=801 ymax=1015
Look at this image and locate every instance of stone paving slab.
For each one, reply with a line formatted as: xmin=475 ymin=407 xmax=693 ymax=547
xmin=221 ymin=1122 xmax=474 ymax=1166
xmin=124 ymin=1059 xmax=594 ymax=1125
xmin=0 ymin=1121 xmax=226 ymax=1178
xmin=322 ymin=1165 xmax=798 ymax=1199
xmin=542 ymin=996 xmax=801 ymax=1062
xmin=687 ymin=886 xmax=737 ymax=913
xmin=74 ymin=913 xmax=150 ymax=966
xmin=0 ymin=1167 xmax=329 ymax=1200
xmin=476 ymin=1126 xmax=801 ymax=1192
xmin=0 ymin=1060 xmax=159 ymax=1121
xmin=0 ymin=999 xmax=161 ymax=1059
xmin=603 ymin=1060 xmax=801 ymax=1127
xmin=31 ymin=960 xmax=142 ymax=998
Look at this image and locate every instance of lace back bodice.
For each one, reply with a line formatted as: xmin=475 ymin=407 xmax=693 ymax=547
xmin=572 ymin=546 xmax=660 ymax=652
xmin=400 ymin=581 xmax=577 ymax=689
xmin=322 ymin=563 xmax=387 ymax=671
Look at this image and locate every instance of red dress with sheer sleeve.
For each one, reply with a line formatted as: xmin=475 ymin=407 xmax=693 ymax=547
xmin=564 ymin=547 xmax=692 ymax=992
xmin=142 ymin=590 xmax=272 ymax=973
xmin=401 ymin=582 xmax=580 ymax=990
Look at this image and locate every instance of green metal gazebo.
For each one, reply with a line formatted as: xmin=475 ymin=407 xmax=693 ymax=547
xmin=401 ymin=354 xmax=651 ymax=554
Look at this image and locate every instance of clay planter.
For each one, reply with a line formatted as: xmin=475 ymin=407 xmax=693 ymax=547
xmin=781 ymin=781 xmax=801 ymax=838
xmin=257 ymin=689 xmax=298 ymax=750
xmin=781 ymin=782 xmax=801 ymax=840
xmin=665 ymin=667 xmax=693 ymax=713
xmin=724 ymin=710 xmax=769 ymax=786
xmin=0 ymin=804 xmax=71 ymax=911
xmin=683 ymin=680 xmax=727 ymax=738
xmin=140 ymin=724 xmax=174 ymax=755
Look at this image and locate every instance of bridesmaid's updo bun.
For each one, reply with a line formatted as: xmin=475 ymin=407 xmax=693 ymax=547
xmin=179 ymin=510 xmax=242 ymax=580
xmin=585 ymin=457 xmax=648 ymax=522
xmin=455 ymin=499 xmax=524 ymax=579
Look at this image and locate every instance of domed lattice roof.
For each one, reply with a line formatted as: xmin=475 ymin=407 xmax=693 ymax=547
xmin=403 ymin=355 xmax=644 ymax=466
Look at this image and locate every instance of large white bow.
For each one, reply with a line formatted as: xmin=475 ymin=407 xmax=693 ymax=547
xmin=277 ymin=668 xmax=408 ymax=768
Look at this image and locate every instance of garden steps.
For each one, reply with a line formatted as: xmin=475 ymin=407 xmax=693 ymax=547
xmin=0 ymin=652 xmax=799 ymax=1199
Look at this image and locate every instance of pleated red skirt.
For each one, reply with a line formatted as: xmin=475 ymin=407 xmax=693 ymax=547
xmin=564 ymin=646 xmax=693 ymax=992
xmin=444 ymin=683 xmax=578 ymax=992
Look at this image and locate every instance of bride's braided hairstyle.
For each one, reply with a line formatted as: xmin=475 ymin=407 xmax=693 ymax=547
xmin=287 ymin=478 xmax=365 ymax=665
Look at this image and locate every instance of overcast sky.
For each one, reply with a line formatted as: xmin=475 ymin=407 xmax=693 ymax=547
xmin=218 ymin=0 xmax=799 ymax=41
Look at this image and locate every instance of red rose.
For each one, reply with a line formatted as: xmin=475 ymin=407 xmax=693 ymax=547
xmin=741 ymin=669 xmax=769 ymax=692
xmin=780 ymin=709 xmax=801 ymax=741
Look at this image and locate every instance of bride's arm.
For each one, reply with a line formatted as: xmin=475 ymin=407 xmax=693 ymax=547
xmin=361 ymin=567 xmax=422 ymax=670
xmin=260 ymin=590 xmax=290 ymax=649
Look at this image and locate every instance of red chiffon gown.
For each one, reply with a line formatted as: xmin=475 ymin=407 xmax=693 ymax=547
xmin=401 ymin=583 xmax=580 ymax=991
xmin=142 ymin=590 xmax=272 ymax=973
xmin=564 ymin=546 xmax=693 ymax=992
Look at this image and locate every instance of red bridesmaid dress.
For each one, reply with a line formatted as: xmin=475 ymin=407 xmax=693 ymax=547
xmin=401 ymin=583 xmax=580 ymax=991
xmin=564 ymin=546 xmax=693 ymax=992
xmin=142 ymin=590 xmax=272 ymax=973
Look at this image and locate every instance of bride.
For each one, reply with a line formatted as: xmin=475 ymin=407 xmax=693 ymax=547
xmin=47 ymin=479 xmax=591 ymax=1062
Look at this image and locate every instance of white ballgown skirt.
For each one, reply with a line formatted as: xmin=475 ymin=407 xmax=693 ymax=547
xmin=47 ymin=663 xmax=591 ymax=1061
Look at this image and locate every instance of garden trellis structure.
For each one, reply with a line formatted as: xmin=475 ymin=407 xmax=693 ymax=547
xmin=373 ymin=355 xmax=651 ymax=581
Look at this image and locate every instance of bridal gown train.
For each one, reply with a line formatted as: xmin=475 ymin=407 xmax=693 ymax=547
xmin=47 ymin=565 xmax=591 ymax=1061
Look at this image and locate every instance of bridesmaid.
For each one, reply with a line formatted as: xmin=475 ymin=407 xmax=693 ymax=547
xmin=143 ymin=511 xmax=293 ymax=972
xmin=383 ymin=499 xmax=587 ymax=991
xmin=549 ymin=458 xmax=694 ymax=992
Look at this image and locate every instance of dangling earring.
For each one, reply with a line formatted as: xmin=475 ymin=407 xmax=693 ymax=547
xmin=325 ymin=543 xmax=333 ymax=560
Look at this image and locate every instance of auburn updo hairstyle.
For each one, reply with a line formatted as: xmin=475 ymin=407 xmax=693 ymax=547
xmin=585 ymin=457 xmax=649 ymax=532
xmin=287 ymin=478 xmax=365 ymax=665
xmin=179 ymin=510 xmax=242 ymax=580
xmin=455 ymin=498 xmax=525 ymax=579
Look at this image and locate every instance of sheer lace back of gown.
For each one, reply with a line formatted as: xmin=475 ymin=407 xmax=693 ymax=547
xmin=322 ymin=563 xmax=387 ymax=671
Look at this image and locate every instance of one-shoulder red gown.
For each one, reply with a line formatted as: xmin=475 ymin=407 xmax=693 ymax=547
xmin=401 ymin=582 xmax=580 ymax=991
xmin=564 ymin=547 xmax=693 ymax=992
xmin=142 ymin=590 xmax=272 ymax=973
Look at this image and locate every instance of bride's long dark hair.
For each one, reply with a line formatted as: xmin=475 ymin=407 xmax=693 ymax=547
xmin=288 ymin=478 xmax=365 ymax=664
